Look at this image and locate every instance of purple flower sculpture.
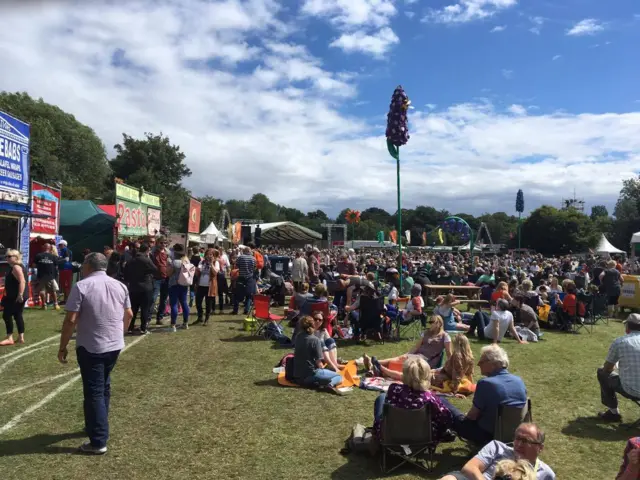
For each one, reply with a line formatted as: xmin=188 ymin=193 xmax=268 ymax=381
xmin=386 ymin=85 xmax=411 ymax=148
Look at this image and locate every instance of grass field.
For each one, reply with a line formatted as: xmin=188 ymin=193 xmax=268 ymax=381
xmin=0 ymin=307 xmax=634 ymax=479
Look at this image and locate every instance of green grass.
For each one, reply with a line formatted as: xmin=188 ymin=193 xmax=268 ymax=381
xmin=0 ymin=308 xmax=633 ymax=479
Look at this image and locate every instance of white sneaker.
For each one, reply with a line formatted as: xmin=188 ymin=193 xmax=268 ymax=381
xmin=170 ymin=325 xmax=177 ymax=333
xmin=79 ymin=441 xmax=107 ymax=455
xmin=182 ymin=323 xmax=189 ymax=330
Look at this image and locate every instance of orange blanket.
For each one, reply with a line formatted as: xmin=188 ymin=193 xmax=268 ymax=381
xmin=277 ymin=360 xmax=360 ymax=388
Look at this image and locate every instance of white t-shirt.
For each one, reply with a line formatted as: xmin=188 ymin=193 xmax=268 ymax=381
xmin=484 ymin=309 xmax=513 ymax=341
xmin=198 ymin=260 xmax=220 ymax=287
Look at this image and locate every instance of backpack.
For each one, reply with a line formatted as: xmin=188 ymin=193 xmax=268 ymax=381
xmin=177 ymin=261 xmax=196 ymax=286
xmin=254 ymin=251 xmax=265 ymax=270
xmin=340 ymin=424 xmax=378 ymax=456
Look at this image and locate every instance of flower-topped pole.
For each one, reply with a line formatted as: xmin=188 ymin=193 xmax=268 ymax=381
xmin=516 ymin=189 xmax=524 ymax=250
xmin=345 ymin=209 xmax=361 ymax=249
xmin=386 ymin=85 xmax=411 ymax=282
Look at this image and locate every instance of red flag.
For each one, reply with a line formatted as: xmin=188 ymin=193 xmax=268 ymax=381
xmin=389 ymin=230 xmax=397 ymax=244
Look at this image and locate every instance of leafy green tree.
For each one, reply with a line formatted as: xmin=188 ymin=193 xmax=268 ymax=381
xmin=590 ymin=205 xmax=609 ymax=220
xmin=0 ymin=91 xmax=110 ymax=199
xmin=110 ymin=133 xmax=192 ymax=231
xmin=521 ymin=205 xmax=598 ymax=254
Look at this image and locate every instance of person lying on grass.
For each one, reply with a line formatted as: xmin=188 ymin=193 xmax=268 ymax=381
xmin=486 ymin=299 xmax=528 ymax=345
xmin=434 ymin=293 xmax=469 ymax=332
xmin=432 ymin=333 xmax=475 ymax=396
xmin=292 ymin=315 xmax=345 ymax=395
xmin=373 ymin=356 xmax=454 ymax=441
xmin=363 ymin=315 xmax=453 ymax=381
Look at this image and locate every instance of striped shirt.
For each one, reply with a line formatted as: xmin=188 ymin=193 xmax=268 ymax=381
xmin=236 ymin=254 xmax=256 ymax=279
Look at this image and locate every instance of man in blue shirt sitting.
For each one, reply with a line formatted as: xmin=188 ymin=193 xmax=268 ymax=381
xmin=441 ymin=344 xmax=527 ymax=445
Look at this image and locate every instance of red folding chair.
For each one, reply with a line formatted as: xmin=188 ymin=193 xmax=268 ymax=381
xmin=310 ymin=302 xmax=342 ymax=338
xmin=252 ymin=294 xmax=285 ymax=336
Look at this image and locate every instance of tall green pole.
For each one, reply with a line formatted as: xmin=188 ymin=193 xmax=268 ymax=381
xmin=518 ymin=212 xmax=522 ymax=250
xmin=351 ymin=224 xmax=355 ymax=249
xmin=396 ymin=153 xmax=402 ymax=284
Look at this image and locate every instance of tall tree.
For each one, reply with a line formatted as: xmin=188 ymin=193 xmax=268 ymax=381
xmin=521 ymin=205 xmax=598 ymax=254
xmin=0 ymin=91 xmax=110 ymax=199
xmin=590 ymin=205 xmax=609 ymax=220
xmin=110 ymin=133 xmax=192 ymax=231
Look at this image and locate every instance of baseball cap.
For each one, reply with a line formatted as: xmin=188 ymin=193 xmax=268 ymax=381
xmin=624 ymin=314 xmax=640 ymax=326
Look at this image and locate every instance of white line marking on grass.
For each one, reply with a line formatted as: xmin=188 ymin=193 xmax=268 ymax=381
xmin=0 ymin=346 xmax=51 ymax=375
xmin=0 ymin=370 xmax=79 ymax=397
xmin=0 ymin=334 xmax=58 ymax=361
xmin=0 ymin=334 xmax=148 ymax=435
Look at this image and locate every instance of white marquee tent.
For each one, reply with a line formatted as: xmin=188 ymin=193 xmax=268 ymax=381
xmin=595 ymin=234 xmax=625 ymax=254
xmin=249 ymin=222 xmax=321 ymax=244
xmin=200 ymin=222 xmax=227 ymax=243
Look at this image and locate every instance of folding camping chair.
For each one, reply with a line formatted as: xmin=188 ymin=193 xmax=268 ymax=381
xmin=356 ymin=295 xmax=385 ymax=343
xmin=251 ymin=294 xmax=285 ymax=336
xmin=310 ymin=301 xmax=343 ymax=339
xmin=571 ymin=293 xmax=593 ymax=334
xmin=395 ymin=313 xmax=426 ymax=342
xmin=380 ymin=404 xmax=440 ymax=473
xmin=493 ymin=398 xmax=533 ymax=444
xmin=592 ymin=293 xmax=609 ymax=325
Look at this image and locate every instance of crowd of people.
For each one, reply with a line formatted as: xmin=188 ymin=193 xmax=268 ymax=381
xmin=2 ymin=238 xmax=639 ymax=477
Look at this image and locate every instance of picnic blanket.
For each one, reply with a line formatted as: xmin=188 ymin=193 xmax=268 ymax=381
xmin=431 ymin=377 xmax=476 ymax=395
xmin=276 ymin=360 xmax=360 ymax=388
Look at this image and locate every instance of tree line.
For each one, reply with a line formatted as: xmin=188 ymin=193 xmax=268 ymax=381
xmin=1 ymin=91 xmax=637 ymax=255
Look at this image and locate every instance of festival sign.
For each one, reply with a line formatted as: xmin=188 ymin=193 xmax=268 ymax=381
xmin=31 ymin=181 xmax=61 ymax=235
xmin=188 ymin=198 xmax=201 ymax=234
xmin=115 ymin=183 xmax=162 ymax=237
xmin=0 ymin=110 xmax=30 ymax=205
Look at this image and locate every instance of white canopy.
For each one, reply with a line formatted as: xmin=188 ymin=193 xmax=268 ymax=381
xmin=249 ymin=221 xmax=321 ymax=244
xmin=632 ymin=232 xmax=640 ymax=245
xmin=200 ymin=222 xmax=227 ymax=243
xmin=596 ymin=234 xmax=625 ymax=254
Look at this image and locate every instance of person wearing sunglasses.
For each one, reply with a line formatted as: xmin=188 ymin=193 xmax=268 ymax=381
xmin=1 ymin=249 xmax=28 ymax=346
xmin=438 ymin=423 xmax=555 ymax=480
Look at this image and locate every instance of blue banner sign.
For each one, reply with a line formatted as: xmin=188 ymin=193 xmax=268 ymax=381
xmin=0 ymin=110 xmax=30 ymax=205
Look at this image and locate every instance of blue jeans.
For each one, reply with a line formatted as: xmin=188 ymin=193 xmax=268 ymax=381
xmin=233 ymin=277 xmax=255 ymax=314
xmin=374 ymin=393 xmax=387 ymax=421
xmin=440 ymin=397 xmax=493 ymax=446
xmin=76 ymin=346 xmax=120 ymax=449
xmin=302 ymin=368 xmax=342 ymax=388
xmin=169 ymin=285 xmax=190 ymax=325
xmin=152 ymin=278 xmax=169 ymax=320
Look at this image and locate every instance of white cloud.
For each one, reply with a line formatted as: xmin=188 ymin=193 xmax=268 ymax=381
xmin=405 ymin=11 xmax=415 ymax=19
xmin=529 ymin=16 xmax=544 ymax=35
xmin=501 ymin=69 xmax=514 ymax=79
xmin=302 ymin=0 xmax=399 ymax=58
xmin=552 ymin=54 xmax=562 ymax=61
xmin=567 ymin=18 xmax=605 ymax=36
xmin=302 ymin=0 xmax=396 ymax=28
xmin=425 ymin=104 xmax=437 ymax=110
xmin=423 ymin=0 xmax=517 ymax=24
xmin=490 ymin=25 xmax=506 ymax=32
xmin=0 ymin=0 xmax=639 ymax=217
xmin=507 ymin=104 xmax=527 ymax=116
xmin=330 ymin=27 xmax=399 ymax=56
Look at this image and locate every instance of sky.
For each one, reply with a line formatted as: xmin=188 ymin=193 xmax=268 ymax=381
xmin=1 ymin=0 xmax=640 ymax=218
